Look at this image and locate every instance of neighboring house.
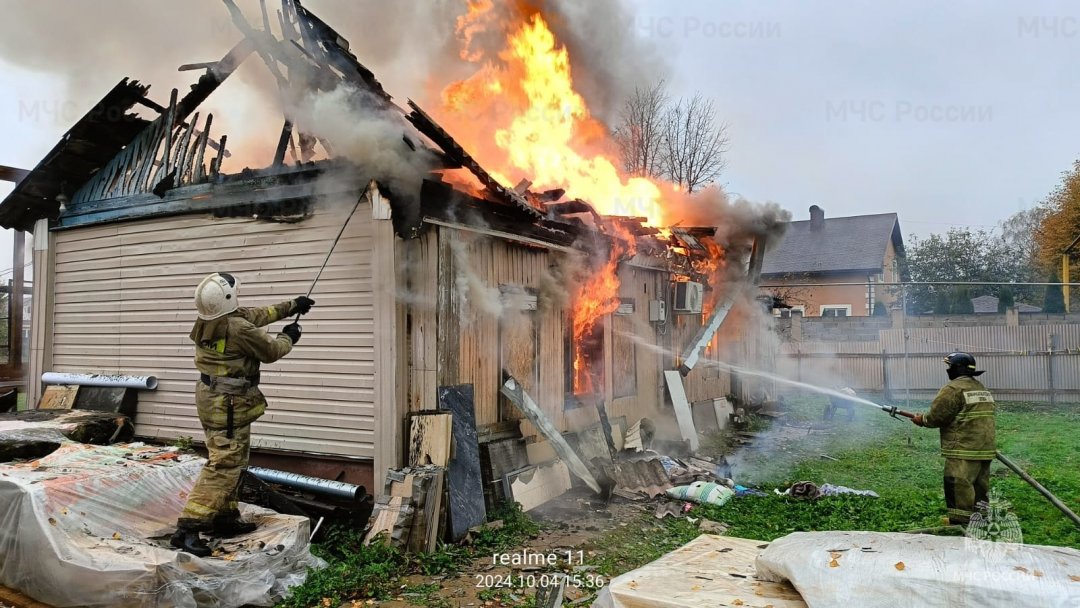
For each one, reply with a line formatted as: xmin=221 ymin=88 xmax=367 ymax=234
xmin=970 ymin=295 xmax=1042 ymax=314
xmin=0 ymin=1 xmax=757 ymax=489
xmin=760 ymin=205 xmax=905 ymax=318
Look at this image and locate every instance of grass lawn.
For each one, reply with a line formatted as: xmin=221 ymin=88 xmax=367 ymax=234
xmin=587 ymin=396 xmax=1080 ymax=578
xmin=281 ymin=397 xmax=1079 ymax=605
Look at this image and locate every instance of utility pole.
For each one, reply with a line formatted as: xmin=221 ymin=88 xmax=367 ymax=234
xmin=1062 ymin=233 xmax=1080 ymax=313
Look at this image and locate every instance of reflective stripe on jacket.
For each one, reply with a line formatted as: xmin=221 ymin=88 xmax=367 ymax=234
xmin=923 ymin=376 xmax=996 ymax=460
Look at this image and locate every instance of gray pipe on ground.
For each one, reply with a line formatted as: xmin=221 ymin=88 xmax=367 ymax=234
xmin=42 ymin=372 xmax=159 ymax=390
xmin=247 ymin=466 xmax=363 ymax=501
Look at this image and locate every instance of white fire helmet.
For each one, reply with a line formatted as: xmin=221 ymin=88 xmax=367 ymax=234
xmin=194 ymin=273 xmax=241 ymax=320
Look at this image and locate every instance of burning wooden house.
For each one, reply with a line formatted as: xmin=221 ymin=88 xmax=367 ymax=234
xmin=0 ymin=0 xmax=769 ymax=490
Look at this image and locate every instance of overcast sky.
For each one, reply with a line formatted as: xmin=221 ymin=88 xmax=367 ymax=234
xmin=2 ymin=0 xmax=1078 ymax=263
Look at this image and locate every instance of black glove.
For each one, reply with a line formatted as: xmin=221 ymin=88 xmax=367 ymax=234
xmin=282 ymin=322 xmax=302 ymax=345
xmin=294 ymin=296 xmax=315 ymax=315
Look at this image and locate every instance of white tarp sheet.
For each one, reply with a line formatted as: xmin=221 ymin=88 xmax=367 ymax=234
xmin=755 ymin=531 xmax=1080 ymax=608
xmin=592 ymin=534 xmax=808 ymax=608
xmin=0 ymin=440 xmax=323 ymax=608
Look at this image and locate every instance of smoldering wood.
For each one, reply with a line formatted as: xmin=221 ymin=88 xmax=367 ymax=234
xmin=407 ymin=101 xmax=544 ymax=218
xmin=274 ymin=120 xmax=293 ymax=167
xmin=192 ymin=114 xmax=213 ymax=183
xmin=210 ymin=134 xmax=228 ymax=178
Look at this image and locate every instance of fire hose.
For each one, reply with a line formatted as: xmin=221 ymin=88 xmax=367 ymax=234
xmin=290 ymin=196 xmax=366 ymax=328
xmin=872 ymin=402 xmax=1080 ymax=529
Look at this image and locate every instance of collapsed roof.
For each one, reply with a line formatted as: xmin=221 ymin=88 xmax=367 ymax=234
xmin=0 ymin=0 xmax=728 ymax=278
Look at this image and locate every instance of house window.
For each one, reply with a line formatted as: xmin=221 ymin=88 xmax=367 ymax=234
xmin=498 ymin=286 xmax=539 ymax=421
xmin=773 ymin=305 xmax=805 ymax=318
xmin=820 ymin=305 xmax=851 ymax=317
xmin=612 ymin=298 xmax=637 ymax=398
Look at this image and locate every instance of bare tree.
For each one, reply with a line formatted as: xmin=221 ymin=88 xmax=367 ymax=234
xmin=662 ymin=94 xmax=729 ymax=193
xmin=612 ymin=80 xmax=669 ymax=179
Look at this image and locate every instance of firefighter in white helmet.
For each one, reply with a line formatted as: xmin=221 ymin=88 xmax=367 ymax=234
xmin=171 ymin=272 xmax=314 ymax=557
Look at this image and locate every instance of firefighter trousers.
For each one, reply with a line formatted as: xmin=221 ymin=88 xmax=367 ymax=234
xmin=943 ymin=458 xmax=990 ymax=525
xmin=178 ymin=424 xmax=251 ymax=528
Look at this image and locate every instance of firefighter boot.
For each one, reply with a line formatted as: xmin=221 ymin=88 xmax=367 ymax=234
xmin=213 ymin=511 xmax=257 ymax=537
xmin=170 ymin=519 xmax=212 ymax=557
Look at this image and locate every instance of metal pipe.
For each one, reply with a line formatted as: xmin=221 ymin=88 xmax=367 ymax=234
xmin=996 ymin=451 xmax=1080 ymax=530
xmin=42 ymin=372 xmax=158 ymax=390
xmin=247 ymin=466 xmax=363 ymax=501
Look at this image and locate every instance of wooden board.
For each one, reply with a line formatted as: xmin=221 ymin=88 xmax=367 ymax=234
xmin=437 ymin=385 xmax=487 ymax=542
xmin=408 ymin=412 xmax=452 ymax=467
xmin=38 ymin=385 xmax=79 ymax=410
xmin=504 ymin=460 xmax=572 ymax=512
xmin=422 ymin=468 xmax=445 ymax=552
xmin=364 ymin=495 xmax=412 ymax=547
xmin=384 ymin=466 xmax=446 ymax=553
xmin=663 ymin=371 xmax=699 ymax=451
xmin=0 ymin=584 xmax=55 ymax=608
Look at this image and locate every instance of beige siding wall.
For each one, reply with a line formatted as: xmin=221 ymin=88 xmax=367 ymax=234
xmin=767 ymin=271 xmax=879 ymax=317
xmin=49 ymin=202 xmax=376 ymax=458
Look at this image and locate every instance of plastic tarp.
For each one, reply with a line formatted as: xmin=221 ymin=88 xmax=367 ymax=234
xmin=592 ymin=534 xmax=808 ymax=608
xmin=0 ymin=440 xmax=324 ymax=608
xmin=756 ymin=531 xmax=1080 ymax=608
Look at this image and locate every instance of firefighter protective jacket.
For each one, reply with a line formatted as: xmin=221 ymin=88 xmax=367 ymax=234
xmin=188 ymin=300 xmax=298 ymax=429
xmin=923 ymin=376 xmax=996 ymax=460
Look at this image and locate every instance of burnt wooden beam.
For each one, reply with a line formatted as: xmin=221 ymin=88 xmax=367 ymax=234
xmin=0 ymin=166 xmax=29 ymax=184
xmin=274 ymin=120 xmax=293 ymax=167
xmin=10 ymin=231 xmax=24 ymax=378
xmin=175 ymin=38 xmax=256 ymax=120
xmin=406 ymin=100 xmax=543 ymax=219
xmin=177 ymin=62 xmax=220 ymax=72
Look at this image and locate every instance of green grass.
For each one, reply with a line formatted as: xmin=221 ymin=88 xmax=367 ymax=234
xmin=277 ymin=502 xmax=541 ymax=608
xmin=586 ymin=397 xmax=1080 ymax=578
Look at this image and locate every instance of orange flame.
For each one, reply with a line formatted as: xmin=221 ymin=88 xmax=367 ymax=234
xmin=437 ymin=7 xmax=678 ymax=396
xmin=438 ymin=12 xmax=669 ymax=227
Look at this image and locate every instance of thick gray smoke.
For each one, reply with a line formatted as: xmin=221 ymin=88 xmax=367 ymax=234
xmin=0 ymin=0 xmax=667 ymax=153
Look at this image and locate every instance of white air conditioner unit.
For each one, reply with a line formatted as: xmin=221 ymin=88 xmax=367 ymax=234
xmin=673 ymin=281 xmax=704 ymax=314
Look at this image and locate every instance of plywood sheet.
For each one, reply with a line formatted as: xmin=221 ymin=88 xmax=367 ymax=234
xmin=408 ymin=412 xmax=452 ymax=467
xmin=38 ymin=385 xmax=79 ymax=410
xmin=594 ymin=535 xmax=807 ymax=608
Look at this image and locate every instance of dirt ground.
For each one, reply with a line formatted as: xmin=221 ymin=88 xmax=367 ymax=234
xmin=378 ymin=490 xmax=651 ymax=607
